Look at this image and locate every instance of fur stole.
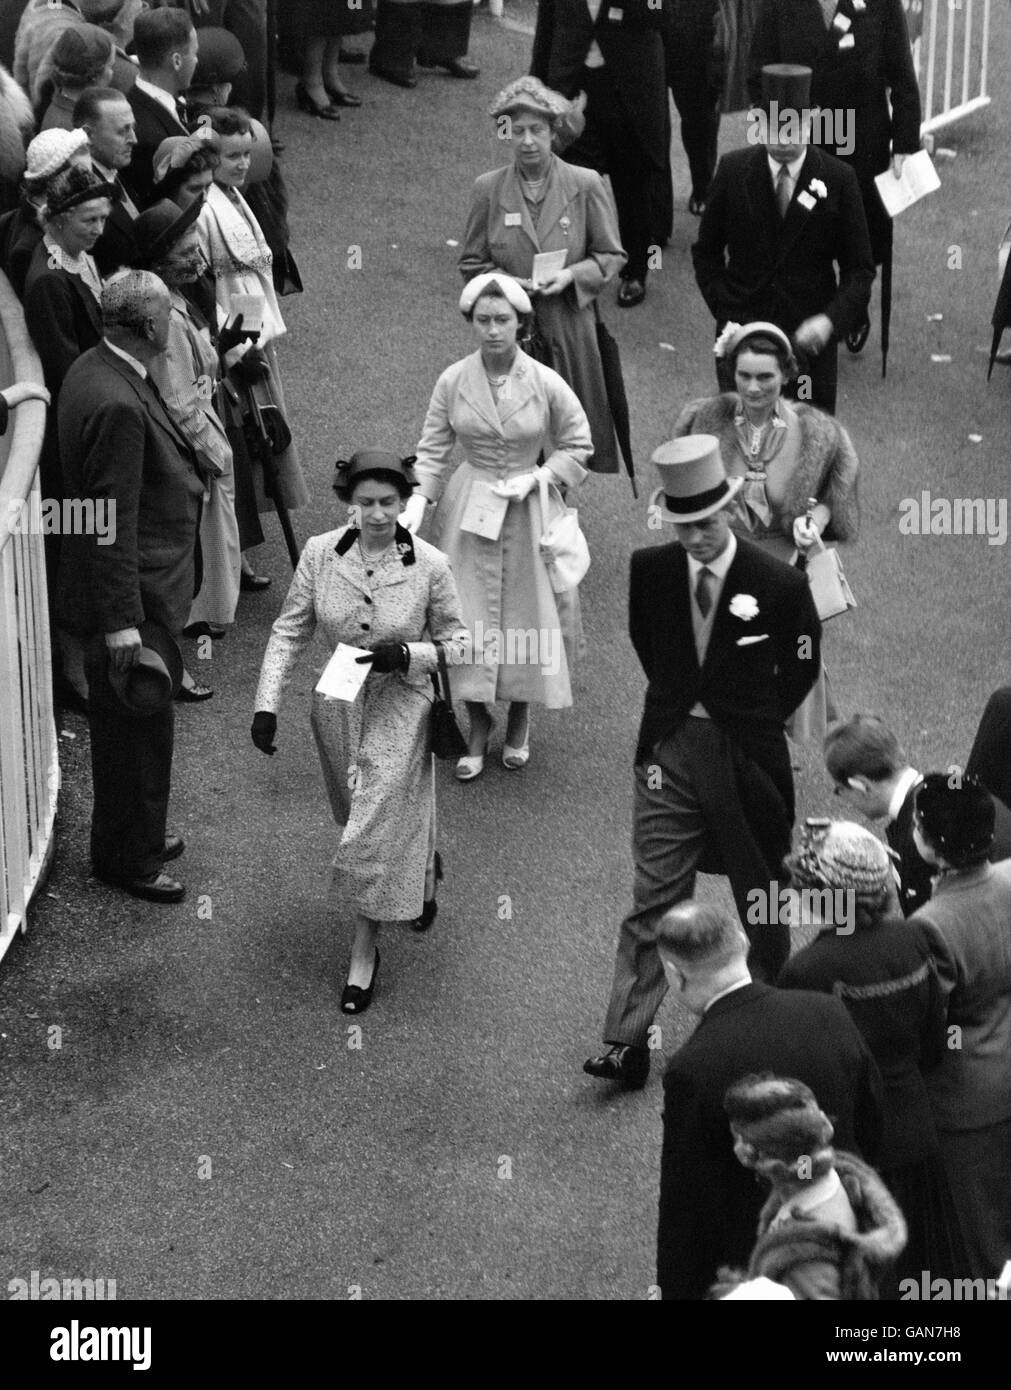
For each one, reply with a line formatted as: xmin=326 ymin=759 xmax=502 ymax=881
xmin=674 ymin=393 xmax=860 ymax=544
xmin=0 ymin=63 xmax=33 ymax=185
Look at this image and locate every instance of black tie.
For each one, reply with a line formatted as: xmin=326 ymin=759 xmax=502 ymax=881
xmin=776 ymin=164 xmax=792 ymax=220
xmin=695 ymin=566 xmax=714 ymax=618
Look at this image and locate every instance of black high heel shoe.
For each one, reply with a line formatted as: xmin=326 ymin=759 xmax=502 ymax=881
xmin=412 ymin=853 xmax=444 ymax=932
xmin=341 ymin=949 xmax=380 ymax=1013
xmin=294 ymin=81 xmax=341 ymax=120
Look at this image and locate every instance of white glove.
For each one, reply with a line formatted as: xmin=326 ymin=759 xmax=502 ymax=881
xmin=792 ymin=514 xmax=821 ymax=550
xmin=401 ymin=493 xmax=428 ymax=533
xmin=493 ymin=470 xmax=540 ymax=501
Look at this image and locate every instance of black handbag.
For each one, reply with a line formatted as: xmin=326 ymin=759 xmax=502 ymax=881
xmin=429 ymin=642 xmax=467 ymax=761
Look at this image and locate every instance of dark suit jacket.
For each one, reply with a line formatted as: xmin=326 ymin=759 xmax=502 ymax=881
xmin=0 ymin=197 xmax=41 ymax=300
xmin=657 ymin=981 xmax=885 ymax=1299
xmin=629 ymin=534 xmax=820 ymax=811
xmin=887 ymin=780 xmax=1011 ymax=918
xmin=123 ymin=83 xmax=187 ymax=210
xmin=57 ymin=341 xmax=205 ymax=638
xmin=747 ymin=0 xmax=922 ymax=182
xmin=92 ymin=187 xmax=138 ymax=279
xmin=530 ymin=0 xmax=673 ymax=168
xmin=692 ymin=143 xmax=875 ymax=338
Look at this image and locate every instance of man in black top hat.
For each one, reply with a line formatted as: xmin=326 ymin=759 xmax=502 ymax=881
xmin=583 ymin=435 xmax=820 ymax=1087
xmin=58 ymin=271 xmax=205 ymax=903
xmin=692 ymin=62 xmax=875 ymax=412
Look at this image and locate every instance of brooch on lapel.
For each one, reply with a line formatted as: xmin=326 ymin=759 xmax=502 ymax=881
xmin=559 ymin=215 xmax=571 ymax=237
xmin=729 ymin=593 xmax=760 ymax=621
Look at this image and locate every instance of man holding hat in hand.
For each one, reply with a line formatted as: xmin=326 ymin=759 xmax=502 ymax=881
xmin=584 ymin=435 xmax=820 ymax=1086
xmin=693 ymin=63 xmax=874 ymax=413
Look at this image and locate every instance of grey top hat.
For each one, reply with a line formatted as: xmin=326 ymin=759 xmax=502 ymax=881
xmin=649 ymin=434 xmax=744 ymax=524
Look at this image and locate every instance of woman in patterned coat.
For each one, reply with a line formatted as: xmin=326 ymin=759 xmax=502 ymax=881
xmin=252 ymin=452 xmax=468 ymax=1016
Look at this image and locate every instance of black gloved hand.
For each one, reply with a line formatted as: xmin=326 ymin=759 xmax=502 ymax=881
xmin=232 ymin=347 xmax=270 ymax=384
xmin=218 ymin=313 xmax=260 ymax=359
xmin=251 ymin=710 xmax=277 ymax=754
xmin=355 ymin=642 xmax=409 ymax=674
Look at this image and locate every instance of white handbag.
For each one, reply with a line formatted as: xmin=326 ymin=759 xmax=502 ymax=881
xmin=805 ymin=534 xmax=857 ymax=622
xmin=538 ymin=472 xmax=590 ymax=593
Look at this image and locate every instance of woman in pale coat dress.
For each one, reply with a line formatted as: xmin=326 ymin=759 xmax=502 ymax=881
xmin=403 ymin=272 xmax=592 ymax=779
xmin=459 ymin=75 xmax=626 ymax=474
xmin=252 ymin=452 xmax=468 ymax=1015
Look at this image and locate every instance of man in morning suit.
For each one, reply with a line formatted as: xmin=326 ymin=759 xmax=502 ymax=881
xmin=747 ymin=0 xmax=922 ymax=352
xmin=583 ymin=434 xmax=821 ymax=1088
xmin=654 ymin=902 xmax=884 ymax=1299
xmin=692 ymin=63 xmax=875 ymax=412
xmin=530 ymin=0 xmax=673 ymax=309
xmin=123 ymin=6 xmax=196 ymax=209
xmin=74 ymin=85 xmax=139 ymax=277
xmin=824 ymin=713 xmax=1011 ymax=917
xmin=58 ymin=271 xmax=206 ymax=903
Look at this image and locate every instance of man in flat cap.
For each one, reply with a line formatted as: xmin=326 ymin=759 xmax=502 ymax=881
xmin=693 ymin=63 xmax=875 ymax=412
xmin=584 ymin=435 xmax=821 ymax=1086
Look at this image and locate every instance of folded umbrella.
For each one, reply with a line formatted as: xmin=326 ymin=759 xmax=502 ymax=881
xmin=594 ymin=305 xmax=637 ymax=497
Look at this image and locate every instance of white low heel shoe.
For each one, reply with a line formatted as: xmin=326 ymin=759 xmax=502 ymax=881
xmin=455 ymin=752 xmax=486 ymax=781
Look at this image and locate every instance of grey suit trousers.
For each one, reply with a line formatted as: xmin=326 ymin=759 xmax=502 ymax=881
xmin=602 ymin=719 xmax=792 ymax=1047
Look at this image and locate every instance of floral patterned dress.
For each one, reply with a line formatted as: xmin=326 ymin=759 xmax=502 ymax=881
xmin=254 ymin=525 xmax=467 ymax=921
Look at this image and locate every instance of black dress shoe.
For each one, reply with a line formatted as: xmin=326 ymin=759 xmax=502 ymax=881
xmin=687 ymin=195 xmax=706 ymax=216
xmin=617 ymin=277 xmax=646 ymax=309
xmin=845 ymin=316 xmax=871 ymax=353
xmin=183 ymin=620 xmax=226 ymax=640
xmin=369 ymin=61 xmax=417 ymax=89
xmin=163 ymin=834 xmax=185 ymax=862
xmin=418 ymin=55 xmax=480 ymax=78
xmin=583 ymin=1044 xmax=650 ymax=1087
xmin=325 ymin=85 xmax=363 ymax=107
xmin=94 ymin=868 xmax=185 ymax=904
xmin=411 ymin=852 xmax=444 ymax=932
xmin=240 ymin=570 xmax=271 ymax=592
xmin=175 ymin=675 xmax=214 ymax=702
xmin=341 ymin=950 xmax=380 ymax=1013
xmin=294 ymin=81 xmax=341 ymax=120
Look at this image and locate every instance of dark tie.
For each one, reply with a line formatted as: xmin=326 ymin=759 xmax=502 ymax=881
xmin=695 ymin=566 xmax=714 ymax=618
xmin=776 ymin=163 xmax=792 ymax=220
xmin=175 ymin=96 xmax=188 ymax=129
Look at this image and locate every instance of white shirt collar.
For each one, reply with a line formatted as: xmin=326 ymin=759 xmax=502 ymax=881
xmin=767 ymin=150 xmax=808 ymax=185
xmin=104 ymin=338 xmax=147 ymax=379
xmin=134 ymin=76 xmax=181 ymax=120
xmin=703 ymin=972 xmax=751 ymax=1014
xmin=887 ymin=767 xmax=922 ymax=825
xmin=686 ymin=528 xmax=737 ymax=583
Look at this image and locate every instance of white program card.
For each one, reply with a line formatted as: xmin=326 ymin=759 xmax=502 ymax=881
xmin=531 ymin=249 xmax=568 ymax=288
xmin=230 ymin=292 xmax=264 ymax=335
xmin=315 ymin=643 xmax=373 ymax=701
xmin=459 ymin=479 xmax=509 ymax=540
xmin=874 ymin=150 xmax=941 ymax=218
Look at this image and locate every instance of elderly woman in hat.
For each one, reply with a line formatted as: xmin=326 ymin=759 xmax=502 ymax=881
xmin=459 ymin=75 xmax=626 ymax=475
xmin=673 ymin=320 xmax=859 ymax=740
xmin=714 ymin=1074 xmax=906 ymax=1300
xmin=131 ymin=196 xmax=241 ymax=695
xmin=778 ymin=819 xmax=964 ymax=1287
xmin=1 ymin=126 xmax=92 ymax=298
xmin=251 ymin=451 xmax=468 ymax=1015
xmin=907 ymin=773 xmax=1011 ymax=1281
xmin=404 ymin=271 xmax=592 ymax=779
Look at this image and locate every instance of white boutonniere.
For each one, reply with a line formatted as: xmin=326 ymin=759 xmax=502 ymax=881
xmin=559 ymin=215 xmax=571 ymax=234
xmin=714 ymin=321 xmax=742 ymax=359
xmin=852 ymin=0 xmax=866 ymax=10
xmin=809 ymin=179 xmax=828 ymax=200
xmin=729 ymin=593 xmax=760 ymax=621
xmin=797 ymin=191 xmax=816 ymax=211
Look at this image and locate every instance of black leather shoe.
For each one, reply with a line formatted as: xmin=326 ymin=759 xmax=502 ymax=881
xmin=687 ymin=195 xmax=706 ymax=216
xmin=183 ymin=621 xmax=226 ymax=640
xmin=163 ymin=835 xmax=185 ymax=862
xmin=411 ymin=852 xmax=444 ymax=932
xmin=418 ymin=55 xmax=480 ymax=78
xmin=583 ymin=1044 xmax=650 ymax=1087
xmin=369 ymin=61 xmax=417 ymax=89
xmin=845 ymin=316 xmax=871 ymax=353
xmin=240 ymin=570 xmax=271 ymax=592
xmin=94 ymin=868 xmax=185 ymax=904
xmin=341 ymin=950 xmax=380 ymax=1013
xmin=617 ymin=277 xmax=646 ymax=309
xmin=295 ymin=81 xmax=341 ymax=120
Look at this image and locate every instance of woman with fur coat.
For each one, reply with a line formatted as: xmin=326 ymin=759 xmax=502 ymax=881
xmin=714 ymin=1074 xmax=907 ymax=1301
xmin=0 ymin=61 xmax=34 ymax=213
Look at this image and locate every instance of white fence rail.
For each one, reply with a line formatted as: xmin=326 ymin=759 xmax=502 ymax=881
xmin=907 ymin=0 xmax=992 ymax=137
xmin=0 ymin=273 xmax=58 ymax=968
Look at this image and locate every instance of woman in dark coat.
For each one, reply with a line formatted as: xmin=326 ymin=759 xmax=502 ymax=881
xmin=460 ymin=75 xmax=626 ymax=475
xmin=777 ymin=819 xmax=967 ymax=1287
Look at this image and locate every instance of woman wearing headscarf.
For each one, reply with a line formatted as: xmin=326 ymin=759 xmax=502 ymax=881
xmin=673 ymin=320 xmax=859 ymax=741
xmin=460 ymin=75 xmax=626 ymax=475
xmin=405 ymin=272 xmax=592 ymax=779
xmin=714 ymin=1074 xmax=907 ymax=1300
xmin=131 ymin=197 xmax=241 ymax=697
xmin=778 ymin=819 xmax=966 ymax=1288
xmin=251 ymin=451 xmax=468 ymax=1014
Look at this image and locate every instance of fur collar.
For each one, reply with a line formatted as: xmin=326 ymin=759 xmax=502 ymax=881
xmin=674 ymin=393 xmax=860 ymax=544
xmin=0 ymin=64 xmax=32 ymax=183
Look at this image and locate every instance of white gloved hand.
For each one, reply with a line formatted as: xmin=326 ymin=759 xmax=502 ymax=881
xmin=492 ymin=471 xmax=539 ymax=501
xmin=792 ymin=514 xmax=821 ymax=550
xmin=401 ymin=493 xmax=428 ymax=533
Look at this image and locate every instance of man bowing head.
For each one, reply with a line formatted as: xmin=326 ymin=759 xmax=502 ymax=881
xmin=584 ymin=436 xmax=821 ymax=1087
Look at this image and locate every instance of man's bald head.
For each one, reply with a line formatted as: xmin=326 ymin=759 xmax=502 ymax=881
xmin=102 ymin=271 xmax=171 ymax=354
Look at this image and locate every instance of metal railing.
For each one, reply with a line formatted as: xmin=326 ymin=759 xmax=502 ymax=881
xmin=908 ymin=0 xmax=992 ymax=138
xmin=0 ymin=272 xmax=58 ymax=967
